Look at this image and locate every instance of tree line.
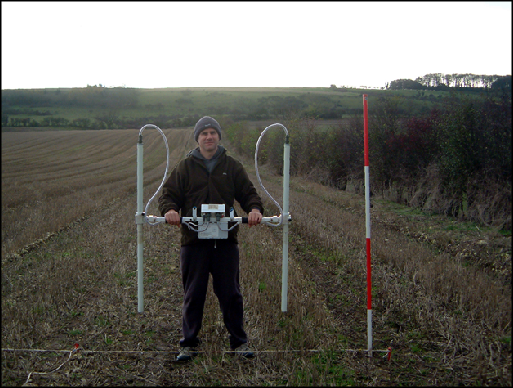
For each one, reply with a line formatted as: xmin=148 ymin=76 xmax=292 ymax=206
xmin=388 ymin=74 xmax=511 ymax=91
xmin=1 ymin=85 xmax=140 ymax=109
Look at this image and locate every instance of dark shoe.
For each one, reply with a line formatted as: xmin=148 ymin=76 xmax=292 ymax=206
xmin=176 ymin=346 xmax=198 ymax=362
xmin=233 ymin=343 xmax=254 ymax=358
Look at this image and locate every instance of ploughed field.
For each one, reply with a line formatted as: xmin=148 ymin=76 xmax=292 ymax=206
xmin=1 ymin=129 xmax=511 ymax=386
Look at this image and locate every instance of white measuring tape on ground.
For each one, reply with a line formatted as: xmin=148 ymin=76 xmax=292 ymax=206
xmin=2 ymin=345 xmax=392 ymax=357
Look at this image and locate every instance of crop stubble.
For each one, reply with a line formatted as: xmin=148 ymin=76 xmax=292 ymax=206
xmin=1 ymin=129 xmax=511 ymax=386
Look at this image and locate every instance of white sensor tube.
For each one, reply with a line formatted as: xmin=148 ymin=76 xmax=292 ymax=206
xmin=281 ymin=137 xmax=290 ymax=312
xmin=136 ymin=137 xmax=144 ymax=313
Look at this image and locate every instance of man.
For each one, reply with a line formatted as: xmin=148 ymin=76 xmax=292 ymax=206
xmin=158 ymin=116 xmax=263 ymax=362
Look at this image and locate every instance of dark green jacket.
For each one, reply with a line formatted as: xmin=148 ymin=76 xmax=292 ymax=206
xmin=158 ymin=147 xmax=264 ymax=246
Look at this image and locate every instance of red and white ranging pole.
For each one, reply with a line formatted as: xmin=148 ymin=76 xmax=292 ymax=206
xmin=363 ymin=94 xmax=373 ymax=356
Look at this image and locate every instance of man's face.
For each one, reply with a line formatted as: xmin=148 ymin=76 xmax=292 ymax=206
xmin=198 ymin=127 xmax=219 ymax=153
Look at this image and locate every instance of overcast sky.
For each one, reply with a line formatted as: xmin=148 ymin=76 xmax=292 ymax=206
xmin=2 ymin=1 xmax=511 ymax=90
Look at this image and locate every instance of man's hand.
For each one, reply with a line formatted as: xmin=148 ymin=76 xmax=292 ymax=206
xmin=164 ymin=209 xmax=181 ymax=226
xmin=248 ymin=209 xmax=262 ymax=227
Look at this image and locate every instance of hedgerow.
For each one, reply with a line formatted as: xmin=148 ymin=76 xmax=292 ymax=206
xmin=223 ymin=93 xmax=511 ymax=229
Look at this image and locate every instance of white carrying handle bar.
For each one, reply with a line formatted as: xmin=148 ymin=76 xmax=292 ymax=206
xmin=144 ymin=214 xmax=292 ymax=225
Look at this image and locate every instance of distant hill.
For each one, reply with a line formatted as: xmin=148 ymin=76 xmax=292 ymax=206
xmin=1 ymin=84 xmax=501 ymax=130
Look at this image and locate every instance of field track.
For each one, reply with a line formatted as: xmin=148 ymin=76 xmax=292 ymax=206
xmin=2 ymin=129 xmax=511 ymax=386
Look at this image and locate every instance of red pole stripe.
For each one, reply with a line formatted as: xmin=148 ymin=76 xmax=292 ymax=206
xmin=363 ymin=94 xmax=369 ymax=167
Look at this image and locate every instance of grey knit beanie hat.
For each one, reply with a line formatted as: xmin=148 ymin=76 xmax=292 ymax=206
xmin=194 ymin=116 xmax=222 ymax=142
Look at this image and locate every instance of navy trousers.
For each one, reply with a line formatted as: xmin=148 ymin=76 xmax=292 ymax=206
xmin=179 ymin=240 xmax=248 ymax=349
